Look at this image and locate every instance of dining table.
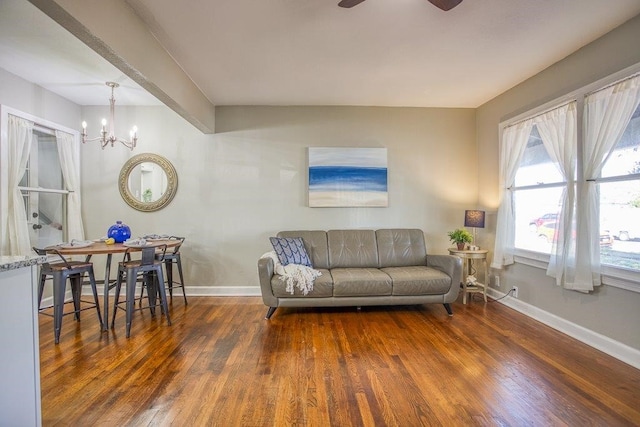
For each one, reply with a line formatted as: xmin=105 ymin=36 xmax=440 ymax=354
xmin=46 ymin=239 xmax=180 ymax=330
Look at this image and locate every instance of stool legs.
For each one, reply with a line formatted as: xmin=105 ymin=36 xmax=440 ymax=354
xmin=157 ymin=268 xmax=171 ymax=327
xmin=125 ymin=271 xmax=137 ymax=338
xmin=113 ymin=266 xmax=172 ymax=338
xmin=87 ymin=269 xmax=104 ymax=330
xmin=52 ymin=271 xmax=66 ymax=344
xmin=70 ymin=275 xmax=82 ymax=321
xmin=165 ymin=255 xmax=187 ymax=305
xmin=146 ymin=273 xmax=158 ymax=316
xmin=174 ymin=255 xmax=187 ymax=305
xmin=50 ymin=269 xmax=102 ymax=344
xmin=112 ymin=270 xmax=124 ymax=329
xmin=37 ymin=273 xmax=47 ymax=310
xmin=165 ymin=260 xmax=173 ymax=299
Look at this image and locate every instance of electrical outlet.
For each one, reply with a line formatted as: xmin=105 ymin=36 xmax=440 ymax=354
xmin=512 ymin=286 xmax=519 ymax=298
xmin=495 ymin=275 xmax=500 ymax=288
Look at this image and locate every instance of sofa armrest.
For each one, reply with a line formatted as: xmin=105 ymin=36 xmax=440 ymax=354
xmin=258 ymin=256 xmax=278 ymax=307
xmin=427 ymin=254 xmax=463 ymax=290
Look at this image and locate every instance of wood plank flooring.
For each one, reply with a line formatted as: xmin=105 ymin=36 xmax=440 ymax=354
xmin=38 ymin=296 xmax=640 ymax=426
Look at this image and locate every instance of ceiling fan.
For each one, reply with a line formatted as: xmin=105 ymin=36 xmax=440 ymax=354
xmin=338 ymin=0 xmax=463 ymax=11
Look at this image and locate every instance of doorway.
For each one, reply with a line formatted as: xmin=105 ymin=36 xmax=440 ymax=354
xmin=1 ymin=105 xmax=81 ymax=256
xmin=19 ymin=127 xmax=68 ymax=248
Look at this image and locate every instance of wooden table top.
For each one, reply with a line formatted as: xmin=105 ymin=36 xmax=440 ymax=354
xmin=46 ymin=239 xmax=180 ymax=256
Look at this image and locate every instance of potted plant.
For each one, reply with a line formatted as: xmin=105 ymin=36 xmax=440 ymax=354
xmin=142 ymin=188 xmax=153 ymax=202
xmin=448 ymin=228 xmax=473 ymax=250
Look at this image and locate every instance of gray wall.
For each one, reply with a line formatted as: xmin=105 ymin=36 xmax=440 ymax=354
xmin=0 ymin=67 xmax=80 ymax=128
xmin=476 ymin=14 xmax=640 ymax=350
xmin=79 ymin=105 xmax=477 ymax=292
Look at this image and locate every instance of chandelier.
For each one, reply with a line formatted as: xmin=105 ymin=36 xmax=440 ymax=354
xmin=81 ymin=82 xmax=138 ymax=150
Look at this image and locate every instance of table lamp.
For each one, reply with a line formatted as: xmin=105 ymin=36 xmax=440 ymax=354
xmin=464 ymin=209 xmax=485 ymax=247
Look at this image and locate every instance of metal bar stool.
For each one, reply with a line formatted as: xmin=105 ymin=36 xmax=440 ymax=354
xmin=112 ymin=244 xmax=171 ymax=338
xmin=33 ymin=247 xmax=103 ymax=344
xmin=140 ymin=236 xmax=187 ymax=305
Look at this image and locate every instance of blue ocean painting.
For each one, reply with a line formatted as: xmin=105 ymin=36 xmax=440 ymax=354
xmin=308 ymin=147 xmax=388 ymax=207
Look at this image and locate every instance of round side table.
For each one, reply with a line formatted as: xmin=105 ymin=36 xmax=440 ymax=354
xmin=448 ymin=248 xmax=489 ymax=304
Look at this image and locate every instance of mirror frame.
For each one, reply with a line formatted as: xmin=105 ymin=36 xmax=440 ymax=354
xmin=118 ymin=153 xmax=178 ymax=212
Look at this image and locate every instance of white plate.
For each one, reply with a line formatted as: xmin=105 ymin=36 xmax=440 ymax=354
xmin=60 ymin=240 xmax=94 ymax=249
xmin=123 ymin=241 xmax=150 ymax=248
xmin=143 ymin=235 xmax=170 ymax=241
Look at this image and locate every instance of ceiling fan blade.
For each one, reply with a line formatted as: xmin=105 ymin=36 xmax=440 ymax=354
xmin=428 ymin=0 xmax=463 ymax=11
xmin=338 ymin=0 xmax=367 ymax=8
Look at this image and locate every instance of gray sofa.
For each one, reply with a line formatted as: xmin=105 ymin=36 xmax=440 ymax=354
xmin=258 ymin=229 xmax=462 ymax=319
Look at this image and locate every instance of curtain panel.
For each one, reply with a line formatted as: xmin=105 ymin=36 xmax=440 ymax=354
xmin=491 ymin=120 xmax=533 ymax=269
xmin=55 ymin=130 xmax=85 ymax=241
xmin=576 ymin=75 xmax=640 ymax=291
xmin=1 ymin=115 xmax=33 ymax=256
xmin=534 ymin=102 xmax=577 ymax=287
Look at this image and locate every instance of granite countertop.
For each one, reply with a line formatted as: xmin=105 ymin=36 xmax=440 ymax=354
xmin=0 ymin=255 xmax=46 ymax=272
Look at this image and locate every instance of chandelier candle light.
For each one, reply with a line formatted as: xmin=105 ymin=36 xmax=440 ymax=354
xmin=81 ymin=82 xmax=137 ymax=150
xmin=464 ymin=209 xmax=485 ymax=248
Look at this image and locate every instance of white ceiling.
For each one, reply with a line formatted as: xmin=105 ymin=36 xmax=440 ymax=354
xmin=0 ymin=0 xmax=161 ymax=106
xmin=1 ymin=0 xmax=640 ymax=108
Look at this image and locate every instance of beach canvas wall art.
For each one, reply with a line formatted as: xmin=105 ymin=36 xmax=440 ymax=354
xmin=308 ymin=147 xmax=388 ymax=207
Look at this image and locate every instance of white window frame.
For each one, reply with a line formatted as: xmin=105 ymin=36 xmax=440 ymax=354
xmin=500 ymin=63 xmax=640 ymax=294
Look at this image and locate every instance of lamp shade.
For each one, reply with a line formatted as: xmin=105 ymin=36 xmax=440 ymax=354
xmin=464 ymin=210 xmax=485 ymax=228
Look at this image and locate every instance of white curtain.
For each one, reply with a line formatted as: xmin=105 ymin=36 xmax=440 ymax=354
xmin=534 ymin=102 xmax=577 ymax=287
xmin=492 ymin=120 xmax=533 ymax=269
xmin=575 ymin=75 xmax=640 ymax=291
xmin=1 ymin=115 xmax=33 ymax=256
xmin=55 ymin=130 xmax=85 ymax=241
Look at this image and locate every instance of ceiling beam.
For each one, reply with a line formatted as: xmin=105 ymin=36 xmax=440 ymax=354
xmin=27 ymin=0 xmax=215 ymax=134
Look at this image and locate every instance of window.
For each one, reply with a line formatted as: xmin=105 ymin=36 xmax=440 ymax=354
xmin=496 ymin=70 xmax=640 ymax=291
xmin=598 ymin=103 xmax=640 ymax=271
xmin=513 ymin=125 xmax=565 ymax=254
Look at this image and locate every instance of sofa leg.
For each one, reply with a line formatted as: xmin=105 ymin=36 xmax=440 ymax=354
xmin=443 ymin=303 xmax=453 ymax=316
xmin=265 ymin=307 xmax=277 ymax=319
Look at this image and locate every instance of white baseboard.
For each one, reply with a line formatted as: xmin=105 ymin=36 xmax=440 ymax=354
xmin=488 ymin=288 xmax=640 ymax=370
xmin=45 ymin=286 xmax=261 ymax=308
xmin=181 ymin=286 xmax=261 ymax=297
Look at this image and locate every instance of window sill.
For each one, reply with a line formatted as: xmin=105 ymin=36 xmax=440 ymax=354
xmin=513 ymin=248 xmax=640 ymax=294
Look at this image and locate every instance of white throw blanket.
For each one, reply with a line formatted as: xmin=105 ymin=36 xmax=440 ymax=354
xmin=261 ymin=251 xmax=321 ymax=295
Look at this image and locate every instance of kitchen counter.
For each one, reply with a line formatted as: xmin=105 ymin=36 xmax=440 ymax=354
xmin=0 ymin=254 xmax=45 ymax=426
xmin=0 ymin=254 xmax=46 ymax=271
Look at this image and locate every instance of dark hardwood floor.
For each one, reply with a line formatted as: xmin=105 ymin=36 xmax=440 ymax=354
xmin=38 ymin=295 xmax=640 ymax=426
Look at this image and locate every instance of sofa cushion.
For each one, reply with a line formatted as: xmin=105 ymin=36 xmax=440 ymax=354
xmin=328 ymin=230 xmax=378 ymax=268
xmin=331 ymin=268 xmax=392 ymax=296
xmin=381 ymin=266 xmax=452 ymax=295
xmin=271 ymin=268 xmax=333 ymax=297
xmin=277 ymin=230 xmax=329 ymax=269
xmin=269 ymin=237 xmax=312 ymax=267
xmin=376 ymin=229 xmax=427 ymax=267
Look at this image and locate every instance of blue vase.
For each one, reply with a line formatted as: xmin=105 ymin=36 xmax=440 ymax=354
xmin=107 ymin=220 xmax=131 ymax=243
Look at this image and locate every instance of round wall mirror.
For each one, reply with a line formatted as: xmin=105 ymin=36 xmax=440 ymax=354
xmin=118 ymin=153 xmax=178 ymax=212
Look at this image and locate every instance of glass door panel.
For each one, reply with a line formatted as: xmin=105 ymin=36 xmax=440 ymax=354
xmin=21 ymin=130 xmax=66 ymax=248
